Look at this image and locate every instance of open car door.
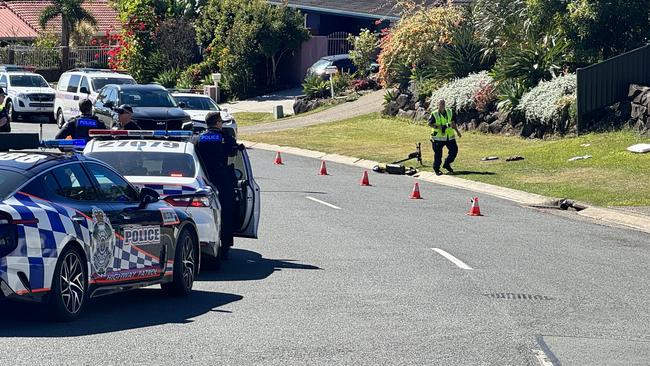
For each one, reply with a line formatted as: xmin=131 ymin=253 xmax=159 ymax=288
xmin=231 ymin=145 xmax=260 ymax=238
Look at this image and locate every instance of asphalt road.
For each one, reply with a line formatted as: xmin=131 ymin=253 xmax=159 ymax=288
xmin=1 ymin=122 xmax=649 ymax=365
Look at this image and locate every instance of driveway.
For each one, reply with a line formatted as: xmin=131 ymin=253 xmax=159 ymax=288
xmin=221 ymin=88 xmax=303 ymax=114
xmin=239 ymin=90 xmax=385 ymax=134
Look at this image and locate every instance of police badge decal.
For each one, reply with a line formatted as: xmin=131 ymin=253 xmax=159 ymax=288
xmin=91 ymin=207 xmax=115 ymax=276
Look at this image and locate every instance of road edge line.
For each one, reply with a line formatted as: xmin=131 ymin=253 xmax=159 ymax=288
xmin=240 ymin=140 xmax=650 ymax=235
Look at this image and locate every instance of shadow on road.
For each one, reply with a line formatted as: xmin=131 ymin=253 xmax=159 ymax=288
xmin=450 ymin=170 xmax=496 ymax=176
xmin=199 ymin=248 xmax=321 ymax=282
xmin=262 ymin=190 xmax=328 ymax=194
xmin=0 ymin=289 xmax=241 ymax=337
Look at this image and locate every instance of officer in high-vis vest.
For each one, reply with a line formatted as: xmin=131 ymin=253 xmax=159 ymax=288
xmin=428 ymin=99 xmax=462 ymax=175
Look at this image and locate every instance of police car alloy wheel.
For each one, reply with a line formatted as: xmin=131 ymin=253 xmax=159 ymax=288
xmin=50 ymin=246 xmax=88 ymax=321
xmin=6 ymin=100 xmax=15 ymax=121
xmin=161 ymin=228 xmax=196 ymax=296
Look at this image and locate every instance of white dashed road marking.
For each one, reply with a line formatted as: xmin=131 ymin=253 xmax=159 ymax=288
xmin=306 ymin=196 xmax=342 ymax=210
xmin=431 ymin=248 xmax=473 ymax=270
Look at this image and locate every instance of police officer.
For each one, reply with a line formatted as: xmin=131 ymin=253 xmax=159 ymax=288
xmin=0 ymin=88 xmax=10 ymax=133
xmin=55 ymin=99 xmax=107 ymax=141
xmin=113 ymin=104 xmax=141 ymax=130
xmin=428 ymin=99 xmax=462 ymax=175
xmin=192 ymin=111 xmax=240 ymax=257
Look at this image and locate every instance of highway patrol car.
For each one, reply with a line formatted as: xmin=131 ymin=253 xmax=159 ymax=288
xmin=83 ymin=130 xmax=260 ymax=265
xmin=0 ymin=134 xmax=200 ymax=321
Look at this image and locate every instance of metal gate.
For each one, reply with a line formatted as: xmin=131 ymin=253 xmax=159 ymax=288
xmin=327 ymin=32 xmax=353 ymax=56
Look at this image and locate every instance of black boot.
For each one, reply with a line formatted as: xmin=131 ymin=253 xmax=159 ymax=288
xmin=443 ymin=163 xmax=454 ymax=174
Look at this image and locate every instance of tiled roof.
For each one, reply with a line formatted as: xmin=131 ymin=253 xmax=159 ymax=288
xmin=2 ymin=0 xmax=120 ymax=35
xmin=0 ymin=4 xmax=38 ymax=39
xmin=273 ymin=0 xmax=471 ymax=19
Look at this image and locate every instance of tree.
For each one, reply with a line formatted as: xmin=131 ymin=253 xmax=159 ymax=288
xmin=39 ymin=0 xmax=97 ymax=47
xmin=155 ymin=19 xmax=198 ymax=70
xmin=348 ymin=29 xmax=379 ymax=77
xmin=257 ymin=3 xmax=310 ymax=85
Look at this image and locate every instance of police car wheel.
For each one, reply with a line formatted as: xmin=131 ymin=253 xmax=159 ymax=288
xmin=50 ymin=246 xmax=87 ymax=321
xmin=161 ymin=229 xmax=196 ymax=296
xmin=6 ymin=100 xmax=16 ymax=121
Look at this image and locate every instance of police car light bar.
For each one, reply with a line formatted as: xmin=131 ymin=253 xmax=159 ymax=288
xmin=41 ymin=139 xmax=87 ymax=149
xmin=88 ymin=130 xmax=193 ymax=138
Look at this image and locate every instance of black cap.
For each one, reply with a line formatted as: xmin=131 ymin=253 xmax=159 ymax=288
xmin=115 ymin=104 xmax=134 ymax=114
xmin=0 ymin=88 xmax=5 ymax=96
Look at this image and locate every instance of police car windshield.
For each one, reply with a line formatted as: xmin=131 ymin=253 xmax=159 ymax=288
xmin=91 ymin=77 xmax=135 ymax=90
xmin=9 ymin=75 xmax=49 ymax=88
xmin=87 ymin=152 xmax=196 ymax=177
xmin=0 ymin=169 xmax=27 ymax=200
xmin=174 ymin=96 xmax=219 ymax=111
xmin=119 ymin=90 xmax=177 ymax=108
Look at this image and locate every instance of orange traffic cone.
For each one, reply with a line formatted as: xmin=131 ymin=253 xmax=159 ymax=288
xmin=410 ymin=182 xmax=422 ymax=199
xmin=274 ymin=151 xmax=283 ymax=165
xmin=360 ymin=170 xmax=371 ymax=186
xmin=467 ymin=197 xmax=483 ymax=216
xmin=319 ymin=161 xmax=328 ymax=175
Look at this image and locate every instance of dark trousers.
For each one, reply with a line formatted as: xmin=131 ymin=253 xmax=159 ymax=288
xmin=210 ymin=167 xmax=237 ymax=247
xmin=432 ymin=139 xmax=458 ymax=170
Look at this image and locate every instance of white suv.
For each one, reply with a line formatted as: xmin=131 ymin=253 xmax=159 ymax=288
xmin=53 ymin=68 xmax=135 ymax=127
xmin=0 ymin=66 xmax=56 ymax=122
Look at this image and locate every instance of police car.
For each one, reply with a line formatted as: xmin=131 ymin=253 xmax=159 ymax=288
xmin=83 ymin=130 xmax=260 ymax=265
xmin=0 ymin=134 xmax=200 ymax=321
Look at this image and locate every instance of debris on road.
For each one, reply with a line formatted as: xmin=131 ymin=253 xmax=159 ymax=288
xmin=627 ymin=143 xmax=650 ymax=153
xmin=372 ymin=164 xmax=417 ymax=175
xmin=568 ymin=155 xmax=593 ymax=161
xmin=506 ymin=156 xmax=525 ymax=162
xmin=481 ymin=156 xmax=499 ymax=161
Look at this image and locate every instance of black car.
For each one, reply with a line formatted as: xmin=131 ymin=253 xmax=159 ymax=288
xmin=0 ymin=134 xmax=200 ymax=321
xmin=306 ymin=54 xmax=380 ymax=79
xmin=93 ymin=84 xmax=191 ymax=130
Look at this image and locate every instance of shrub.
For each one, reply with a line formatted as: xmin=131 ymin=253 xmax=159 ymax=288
xmin=517 ymin=74 xmax=577 ymax=125
xmin=332 ymin=73 xmax=352 ymax=95
xmin=155 ymin=68 xmax=180 ymax=88
xmin=302 ymin=75 xmax=329 ymax=99
xmin=352 ymin=78 xmax=377 ymax=91
xmin=383 ymin=89 xmax=398 ymax=105
xmin=496 ymin=79 xmax=528 ymax=113
xmin=473 ymin=82 xmax=496 ymax=113
xmin=430 ymin=71 xmax=494 ymax=113
xmin=348 ymin=29 xmax=379 ymax=77
xmin=377 ymin=6 xmax=462 ymax=85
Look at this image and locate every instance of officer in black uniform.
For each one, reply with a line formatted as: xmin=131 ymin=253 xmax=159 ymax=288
xmin=192 ymin=111 xmax=240 ymax=257
xmin=55 ymin=99 xmax=107 ymax=141
xmin=113 ymin=104 xmax=141 ymax=130
xmin=0 ymin=88 xmax=10 ymax=133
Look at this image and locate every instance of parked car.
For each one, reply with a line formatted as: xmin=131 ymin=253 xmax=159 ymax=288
xmin=93 ymin=84 xmax=191 ymax=130
xmin=0 ymin=135 xmax=200 ymax=321
xmin=54 ymin=68 xmax=135 ymax=127
xmin=84 ymin=129 xmax=260 ymax=262
xmin=172 ymin=92 xmax=237 ymax=134
xmin=0 ymin=65 xmax=56 ymax=122
xmin=306 ymin=54 xmax=379 ymax=79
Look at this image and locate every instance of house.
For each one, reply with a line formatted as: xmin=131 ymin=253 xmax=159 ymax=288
xmin=271 ymin=0 xmax=472 ymax=37
xmin=0 ymin=0 xmax=119 ymax=43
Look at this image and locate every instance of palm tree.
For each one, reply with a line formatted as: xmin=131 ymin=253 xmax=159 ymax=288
xmin=39 ymin=0 xmax=97 ymax=48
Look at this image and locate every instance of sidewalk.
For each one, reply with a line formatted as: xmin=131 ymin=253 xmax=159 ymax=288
xmin=239 ymin=90 xmax=385 ymax=134
xmin=240 ymin=140 xmax=650 ymax=236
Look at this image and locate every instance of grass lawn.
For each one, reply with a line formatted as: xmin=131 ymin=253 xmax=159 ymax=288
xmin=241 ymin=112 xmax=650 ymax=206
xmin=233 ymin=112 xmax=275 ymax=127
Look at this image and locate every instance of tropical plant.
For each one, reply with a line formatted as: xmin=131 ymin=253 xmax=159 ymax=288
xmin=302 ymin=75 xmax=329 ymax=100
xmin=348 ymin=29 xmax=379 ymax=77
xmin=490 ymin=33 xmax=569 ymax=88
xmin=39 ymin=0 xmax=97 ymax=47
xmin=383 ymin=89 xmax=398 ymax=105
xmin=473 ymin=82 xmax=496 ymax=113
xmin=517 ymin=74 xmax=577 ymax=125
xmin=427 ymin=11 xmax=494 ymax=82
xmin=332 ymin=73 xmax=352 ymax=95
xmin=430 ymin=71 xmax=494 ymax=113
xmin=155 ymin=68 xmax=180 ymax=88
xmin=495 ymin=79 xmax=527 ymax=113
xmin=69 ymin=20 xmax=97 ymax=46
xmin=33 ymin=32 xmax=61 ymax=68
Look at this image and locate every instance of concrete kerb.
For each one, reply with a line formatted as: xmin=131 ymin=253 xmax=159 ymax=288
xmin=240 ymin=140 xmax=650 ymax=235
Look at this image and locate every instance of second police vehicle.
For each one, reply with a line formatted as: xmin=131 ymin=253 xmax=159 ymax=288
xmin=0 ymin=134 xmax=201 ymax=321
xmin=83 ymin=129 xmax=260 ymax=265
